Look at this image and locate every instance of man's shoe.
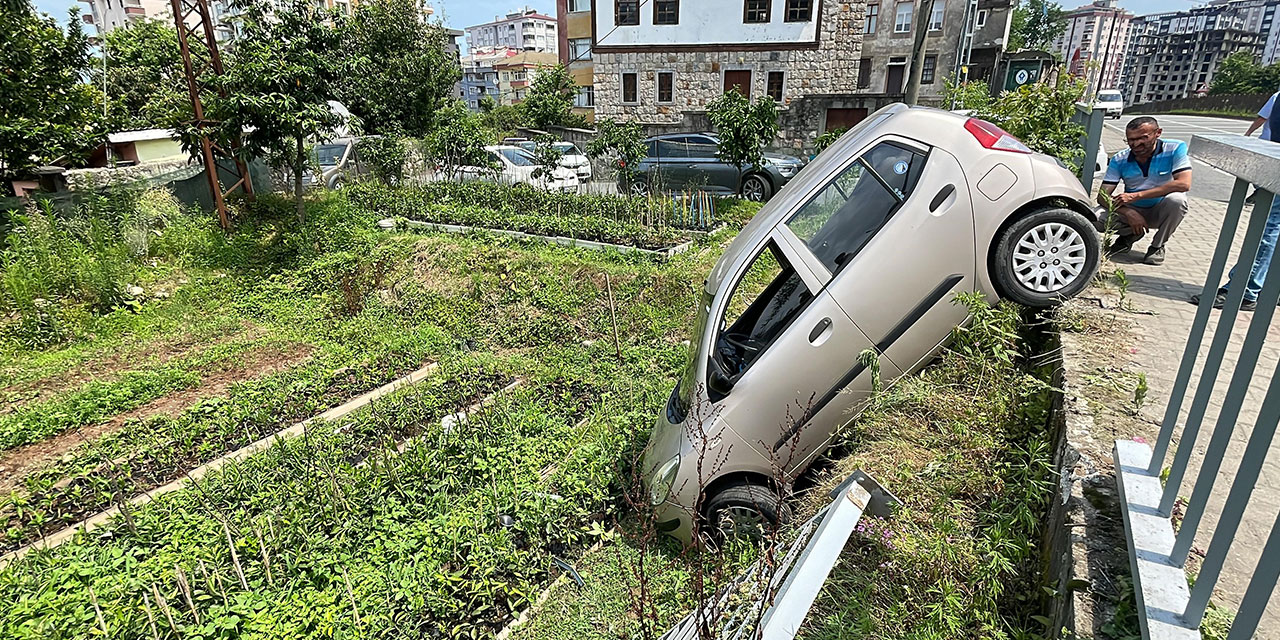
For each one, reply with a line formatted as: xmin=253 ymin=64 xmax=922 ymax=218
xmin=1144 ymin=245 xmax=1166 ymax=265
xmin=1190 ymin=292 xmax=1256 ymax=311
xmin=1107 ymin=235 xmax=1140 ymax=256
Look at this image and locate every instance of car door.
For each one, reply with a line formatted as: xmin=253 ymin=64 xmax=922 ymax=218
xmin=784 ymin=137 xmax=976 ymax=376
xmin=705 ymin=234 xmax=891 ymax=473
xmin=646 ymin=138 xmax=690 ymax=193
xmin=684 ymin=135 xmax=741 ymax=195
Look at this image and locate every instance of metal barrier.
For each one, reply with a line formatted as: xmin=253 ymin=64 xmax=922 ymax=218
xmin=1071 ymin=104 xmax=1106 ymax=190
xmin=660 ymin=471 xmax=897 ymax=640
xmin=1114 ymin=134 xmax=1280 ymax=639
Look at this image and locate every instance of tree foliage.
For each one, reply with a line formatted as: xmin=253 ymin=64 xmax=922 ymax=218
xmin=1209 ymin=51 xmax=1280 ymax=95
xmin=422 ymin=102 xmax=497 ymax=177
xmin=0 ymin=5 xmax=101 ymax=188
xmin=338 ymin=0 xmax=461 ymax=137
xmin=356 ymin=136 xmax=409 ymax=186
xmin=586 ymin=118 xmax=646 ymax=189
xmin=1009 ymin=0 xmax=1065 ymax=52
xmin=942 ymin=79 xmax=994 ymax=111
xmin=976 ymin=71 xmax=1087 ymax=168
xmin=527 ymin=134 xmax=563 ymax=184
xmin=706 ymin=90 xmax=779 ymax=175
xmin=520 ymin=64 xmax=584 ymax=130
xmin=207 ymin=0 xmax=347 ymax=222
xmin=99 ymin=19 xmax=189 ymax=132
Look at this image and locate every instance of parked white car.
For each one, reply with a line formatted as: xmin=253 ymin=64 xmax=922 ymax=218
xmin=1096 ymin=89 xmax=1124 ymax=119
xmin=454 ymin=145 xmax=581 ymax=192
xmin=519 ymin=141 xmax=593 ymax=182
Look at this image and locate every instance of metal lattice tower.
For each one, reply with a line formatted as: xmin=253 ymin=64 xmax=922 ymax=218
xmin=170 ymin=0 xmax=253 ymax=230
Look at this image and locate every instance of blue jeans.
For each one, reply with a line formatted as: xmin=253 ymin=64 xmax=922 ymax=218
xmin=1227 ymin=194 xmax=1280 ymax=302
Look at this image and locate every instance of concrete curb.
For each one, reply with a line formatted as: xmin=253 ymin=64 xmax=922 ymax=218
xmin=391 ymin=219 xmax=723 ymax=260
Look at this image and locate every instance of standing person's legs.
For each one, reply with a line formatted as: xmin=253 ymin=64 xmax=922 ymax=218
xmin=1241 ymin=193 xmax=1280 ymax=302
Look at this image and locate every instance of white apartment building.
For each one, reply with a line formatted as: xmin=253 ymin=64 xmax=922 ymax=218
xmin=1051 ymin=0 xmax=1133 ymax=95
xmin=465 ymin=7 xmax=558 ymax=54
xmin=1123 ymin=1 xmax=1264 ymax=104
xmin=78 ymin=0 xmax=172 ymax=34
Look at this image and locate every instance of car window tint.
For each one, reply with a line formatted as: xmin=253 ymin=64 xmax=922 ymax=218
xmin=785 ymin=141 xmax=925 ymax=273
xmin=685 ymin=138 xmax=719 ymax=159
xmin=715 ymin=243 xmax=813 ymax=377
xmin=500 ymin=148 xmax=535 ymax=166
xmin=646 ymin=140 xmax=661 ymax=157
xmin=656 ymin=139 xmax=688 ymax=158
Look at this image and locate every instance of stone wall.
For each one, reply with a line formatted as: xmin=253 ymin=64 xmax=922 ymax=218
xmin=594 ymin=1 xmax=867 ymax=126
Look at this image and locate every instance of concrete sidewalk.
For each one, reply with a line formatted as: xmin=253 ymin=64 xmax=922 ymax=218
xmin=1094 ymin=126 xmax=1280 ymax=636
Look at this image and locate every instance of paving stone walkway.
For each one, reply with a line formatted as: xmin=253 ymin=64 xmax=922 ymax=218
xmin=1098 ymin=126 xmax=1280 ymax=636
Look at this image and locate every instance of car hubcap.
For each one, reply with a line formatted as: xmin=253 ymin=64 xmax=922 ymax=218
xmin=1012 ymin=222 xmax=1087 ymax=293
xmin=630 ymin=181 xmax=648 ymax=196
xmin=742 ymin=178 xmax=766 ymax=202
xmin=715 ymin=505 xmax=767 ymax=540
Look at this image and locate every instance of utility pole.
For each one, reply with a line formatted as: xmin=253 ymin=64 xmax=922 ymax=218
xmin=904 ymin=0 xmax=936 ymax=105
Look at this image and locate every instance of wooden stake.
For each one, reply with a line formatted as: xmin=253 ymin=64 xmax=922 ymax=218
xmin=151 ymin=583 xmax=178 ymax=632
xmin=254 ymin=523 xmax=274 ymax=586
xmin=174 ymin=565 xmax=200 ymax=625
xmin=142 ymin=592 xmax=161 ymax=640
xmin=222 ymin=521 xmax=249 ymax=590
xmin=604 ymin=273 xmax=622 ymax=360
xmin=341 ymin=567 xmax=362 ymax=625
xmin=88 ymin=585 xmax=108 ymax=636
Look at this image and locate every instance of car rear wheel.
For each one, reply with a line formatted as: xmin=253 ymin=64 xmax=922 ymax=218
xmin=992 ymin=207 xmax=1100 ymax=308
xmin=702 ymin=482 xmax=784 ymax=545
xmin=627 ymin=178 xmax=650 ymax=197
xmin=740 ymin=174 xmax=772 ymax=202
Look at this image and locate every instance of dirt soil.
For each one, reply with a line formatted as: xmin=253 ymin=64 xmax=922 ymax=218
xmin=0 ymin=341 xmax=312 ymax=495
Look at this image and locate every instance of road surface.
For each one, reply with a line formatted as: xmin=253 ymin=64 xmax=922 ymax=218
xmin=1103 ymin=113 xmax=1258 ymax=203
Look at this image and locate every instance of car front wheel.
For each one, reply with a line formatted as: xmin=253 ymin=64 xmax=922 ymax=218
xmin=992 ymin=207 xmax=1100 ymax=308
xmin=701 ymin=482 xmax=784 ymax=546
xmin=740 ymin=174 xmax=772 ymax=202
xmin=626 ymin=178 xmax=650 ymax=197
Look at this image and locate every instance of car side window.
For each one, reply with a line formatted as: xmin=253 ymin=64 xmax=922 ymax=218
xmin=685 ymin=137 xmax=719 ymax=159
xmin=714 ymin=242 xmax=813 ymax=379
xmin=656 ymin=139 xmax=689 ymax=159
xmin=784 ymin=141 xmax=927 ymax=274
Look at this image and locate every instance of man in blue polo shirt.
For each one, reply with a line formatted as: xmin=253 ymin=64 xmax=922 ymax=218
xmin=1097 ymin=116 xmax=1193 ymax=265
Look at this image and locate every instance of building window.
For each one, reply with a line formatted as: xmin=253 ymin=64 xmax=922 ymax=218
xmin=654 ymin=0 xmax=679 ymax=24
xmin=657 ymin=72 xmax=675 ymax=102
xmin=622 ymin=72 xmax=638 ymax=103
xmin=929 ymin=0 xmax=943 ymax=31
xmin=616 ymin=0 xmax=640 ymax=25
xmin=575 ymin=85 xmax=595 ymax=107
xmin=858 ymin=57 xmax=872 ymax=88
xmin=744 ymin=0 xmax=770 ymax=23
xmin=975 ymin=8 xmax=987 ymax=27
xmin=767 ymin=71 xmax=785 ymax=101
xmin=569 ymin=0 xmax=589 ymax=12
xmin=922 ymin=55 xmax=937 ymax=83
xmin=724 ymin=69 xmax=752 ymax=97
xmin=569 ymin=37 xmax=592 ymax=61
xmin=864 ymin=3 xmax=878 ymax=33
xmin=894 ymin=2 xmax=912 ymax=32
xmin=785 ymin=0 xmax=813 ymax=22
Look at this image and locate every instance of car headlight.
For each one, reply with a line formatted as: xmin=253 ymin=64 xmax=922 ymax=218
xmin=649 ymin=454 xmax=681 ymax=506
xmin=778 ymin=164 xmax=797 ymax=177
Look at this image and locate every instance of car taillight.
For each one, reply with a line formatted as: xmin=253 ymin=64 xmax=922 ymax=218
xmin=964 ymin=117 xmax=1032 ymax=154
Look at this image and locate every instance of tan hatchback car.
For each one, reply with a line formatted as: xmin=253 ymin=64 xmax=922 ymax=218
xmin=643 ymin=104 xmax=1101 ymax=544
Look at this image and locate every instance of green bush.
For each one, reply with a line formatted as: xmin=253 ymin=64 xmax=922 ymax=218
xmin=976 ymin=72 xmax=1087 ymax=170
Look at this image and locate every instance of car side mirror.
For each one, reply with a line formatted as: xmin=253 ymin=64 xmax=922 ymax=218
xmin=708 ymin=357 xmax=736 ymax=397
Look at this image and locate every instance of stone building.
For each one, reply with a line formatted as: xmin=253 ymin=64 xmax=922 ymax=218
xmin=592 ymin=0 xmax=881 ymax=151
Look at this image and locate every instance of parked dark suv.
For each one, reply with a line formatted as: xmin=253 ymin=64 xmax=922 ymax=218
xmin=628 ymin=133 xmax=806 ymax=202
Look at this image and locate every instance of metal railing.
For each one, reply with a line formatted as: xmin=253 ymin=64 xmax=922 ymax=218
xmin=1114 ymin=133 xmax=1280 ymax=639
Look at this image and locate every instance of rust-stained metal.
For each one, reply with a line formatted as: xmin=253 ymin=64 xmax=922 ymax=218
xmin=170 ymin=0 xmax=254 ymax=230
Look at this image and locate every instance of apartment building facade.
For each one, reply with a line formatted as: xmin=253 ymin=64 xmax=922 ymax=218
xmin=1122 ymin=2 xmax=1264 ymax=104
xmin=461 ymin=48 xmax=519 ymax=111
xmin=858 ymin=0 xmax=1014 ymax=102
xmin=557 ymin=0 xmax=595 ymax=122
xmin=495 ymin=51 xmax=561 ymax=104
xmin=466 ymin=7 xmax=559 ymax=54
xmin=1051 ymin=0 xmax=1133 ymax=94
xmin=78 ymin=0 xmax=171 ymax=34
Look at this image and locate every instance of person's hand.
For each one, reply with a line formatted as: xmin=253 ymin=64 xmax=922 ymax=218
xmin=1123 ymin=208 xmax=1148 ymax=236
xmin=1115 ymin=191 xmax=1142 ymax=206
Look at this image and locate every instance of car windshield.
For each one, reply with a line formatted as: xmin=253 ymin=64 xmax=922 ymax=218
xmin=553 ymin=142 xmax=579 ymax=155
xmin=1098 ymin=91 xmax=1122 ymax=102
xmin=499 ymin=148 xmax=536 ymax=166
xmin=314 ymin=144 xmax=347 ymax=166
xmin=670 ymin=289 xmax=712 ymax=423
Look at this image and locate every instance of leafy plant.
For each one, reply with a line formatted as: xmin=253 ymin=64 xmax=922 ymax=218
xmin=942 ymin=79 xmax=993 ymax=111
xmin=813 ymin=128 xmax=849 ymax=155
xmin=975 ymin=71 xmax=1087 ymax=169
xmin=706 ymin=90 xmax=780 ymax=190
xmin=527 ymin=134 xmax=564 ymax=187
xmin=422 ymin=101 xmax=498 ymax=178
xmin=520 ymin=64 xmax=585 ymax=130
xmin=587 ymin=118 xmax=647 ymax=192
xmin=1209 ymin=51 xmax=1280 ymax=96
xmin=356 ymin=135 xmax=409 ymax=186
xmin=1008 ymin=0 xmax=1066 ymax=52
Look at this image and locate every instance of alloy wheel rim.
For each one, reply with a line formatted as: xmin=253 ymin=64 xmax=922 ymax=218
xmin=715 ymin=505 xmax=767 ymax=540
xmin=742 ymin=177 xmax=766 ymax=202
xmin=1011 ymin=222 xmax=1087 ymax=293
xmin=630 ymin=181 xmax=648 ymax=196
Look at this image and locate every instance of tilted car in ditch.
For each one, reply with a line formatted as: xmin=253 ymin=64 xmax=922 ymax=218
xmin=643 ymin=103 xmax=1102 ymax=544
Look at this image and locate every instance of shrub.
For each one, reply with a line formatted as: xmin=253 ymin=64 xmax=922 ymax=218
xmin=976 ymin=72 xmax=1087 ymax=170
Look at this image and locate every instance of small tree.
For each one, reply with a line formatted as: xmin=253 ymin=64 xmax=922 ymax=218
xmin=423 ymin=101 xmax=497 ymax=178
xmin=942 ymin=79 xmax=994 ymax=111
xmin=706 ymin=90 xmax=779 ymax=192
xmin=520 ymin=64 xmax=582 ymax=130
xmin=976 ymin=70 xmax=1087 ymax=169
xmin=338 ymin=0 xmax=461 ymax=137
xmin=586 ymin=118 xmax=646 ymax=194
xmin=0 ymin=5 xmax=100 ymax=190
xmin=356 ymin=136 xmax=409 ymax=185
xmin=1208 ymin=51 xmax=1280 ymax=95
xmin=1008 ymin=0 xmax=1066 ymax=52
xmin=208 ymin=0 xmax=346 ymax=223
xmin=528 ymin=134 xmax=563 ymax=188
xmin=482 ymin=104 xmax=527 ymax=139
xmin=99 ymin=19 xmax=189 ymax=132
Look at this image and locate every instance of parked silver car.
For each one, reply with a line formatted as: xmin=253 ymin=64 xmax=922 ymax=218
xmin=643 ymin=104 xmax=1101 ymax=544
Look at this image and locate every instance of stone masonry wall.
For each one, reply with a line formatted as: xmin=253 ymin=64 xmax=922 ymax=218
xmin=594 ymin=1 xmax=867 ymax=126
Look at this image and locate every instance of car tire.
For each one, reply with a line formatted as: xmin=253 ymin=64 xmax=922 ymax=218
xmin=626 ymin=178 xmax=650 ymax=197
xmin=702 ymin=482 xmax=785 ymax=545
xmin=740 ymin=174 xmax=772 ymax=202
xmin=992 ymin=207 xmax=1100 ymax=308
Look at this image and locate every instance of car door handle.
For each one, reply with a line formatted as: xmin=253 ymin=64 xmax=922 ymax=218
xmin=686 ymin=164 xmax=699 ymax=169
xmin=809 ymin=317 xmax=833 ymax=343
xmin=929 ymin=184 xmax=956 ymax=213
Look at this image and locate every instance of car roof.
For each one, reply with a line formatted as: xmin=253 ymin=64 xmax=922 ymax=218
xmin=643 ymin=132 xmax=719 ymax=142
xmin=705 ymin=103 xmax=976 ymax=293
